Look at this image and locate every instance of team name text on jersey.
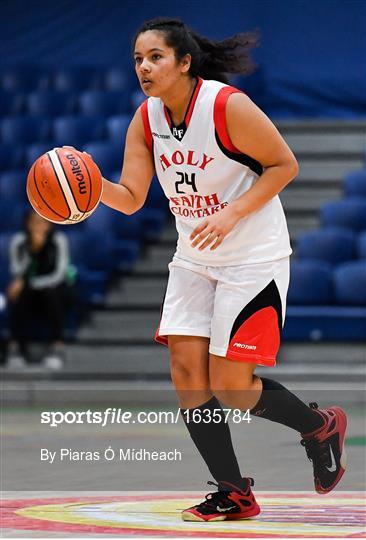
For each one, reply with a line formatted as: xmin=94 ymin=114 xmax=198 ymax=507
xmin=159 ymin=150 xmax=215 ymax=172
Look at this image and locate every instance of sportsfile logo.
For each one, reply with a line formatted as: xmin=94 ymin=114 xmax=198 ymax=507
xmin=233 ymin=343 xmax=257 ymax=350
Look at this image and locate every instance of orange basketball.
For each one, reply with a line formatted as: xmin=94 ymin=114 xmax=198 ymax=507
xmin=27 ymin=147 xmax=103 ymax=224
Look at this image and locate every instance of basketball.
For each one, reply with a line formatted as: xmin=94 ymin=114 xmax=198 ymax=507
xmin=26 ymin=147 xmax=103 ymax=224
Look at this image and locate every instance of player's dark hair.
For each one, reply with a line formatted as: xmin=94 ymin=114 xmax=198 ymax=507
xmin=133 ymin=17 xmax=259 ymax=83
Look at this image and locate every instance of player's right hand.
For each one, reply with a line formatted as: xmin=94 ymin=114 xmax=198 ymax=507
xmin=62 ymin=146 xmax=92 ymax=160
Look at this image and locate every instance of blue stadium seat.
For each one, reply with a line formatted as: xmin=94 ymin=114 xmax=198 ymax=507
xmin=51 ymin=68 xmax=101 ymax=92
xmin=26 ymin=91 xmax=76 ymax=117
xmin=106 ymin=174 xmax=166 ymax=241
xmin=67 ymin=219 xmax=140 ymax=273
xmin=65 ymin=228 xmax=113 ymax=305
xmin=25 ymin=143 xmax=53 ymax=169
xmin=131 ymin=89 xmax=145 ymax=109
xmin=137 ymin=208 xmax=167 ymax=241
xmin=64 ymin=229 xmax=86 ymax=266
xmin=0 ymin=169 xmax=28 ymax=202
xmin=145 ymin=176 xmax=166 ymax=209
xmin=113 ymin=240 xmax=141 ymax=271
xmin=110 ymin=170 xmax=120 ymax=182
xmin=0 ymin=259 xmax=10 ymax=292
xmin=0 ymin=91 xmax=24 ymax=115
xmin=320 ymin=198 xmax=366 ymax=232
xmin=0 ymin=232 xmax=12 ymax=265
xmin=83 ymin=142 xmax=123 ymax=176
xmin=85 ymin=204 xmax=142 ymax=241
xmin=106 ymin=115 xmax=131 ymax=145
xmin=137 ymin=177 xmax=167 ymax=239
xmin=358 ymin=231 xmax=366 ymax=259
xmin=104 ymin=68 xmax=131 ymax=91
xmin=53 ymin=117 xmax=105 ymax=147
xmin=334 ymin=261 xmax=366 ymax=306
xmin=296 ymin=228 xmax=356 ymax=265
xmin=1 ymin=117 xmax=50 ymax=144
xmin=344 ymin=170 xmax=366 ymax=198
xmin=0 ymin=67 xmax=49 ymax=91
xmin=287 ymin=260 xmax=334 ymax=305
xmin=78 ymin=90 xmax=131 ymax=116
xmin=283 ymin=306 xmax=366 ymax=342
xmin=0 ymin=144 xmax=24 ymax=170
xmin=66 ymin=229 xmax=113 ymax=271
xmin=77 ymin=268 xmax=109 ymax=305
xmin=0 ymin=202 xmax=27 ymax=232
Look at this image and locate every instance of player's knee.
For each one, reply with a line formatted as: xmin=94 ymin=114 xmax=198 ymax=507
xmin=170 ymin=354 xmax=209 ymax=389
xmin=209 ymin=359 xmax=254 ymax=391
xmin=170 ymin=355 xmax=191 ymax=383
xmin=212 ymin=373 xmax=255 ymax=409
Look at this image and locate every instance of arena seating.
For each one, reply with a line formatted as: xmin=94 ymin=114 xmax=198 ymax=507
xmin=320 ymin=198 xmax=366 ymax=231
xmin=106 ymin=115 xmax=131 ymax=145
xmin=78 ymin=90 xmax=132 ymax=116
xmin=0 ymin=202 xmax=26 ymax=232
xmin=25 ymin=142 xmax=54 ymax=169
xmin=286 ymin=166 xmax=366 ymax=341
xmin=104 ymin=68 xmax=132 ymax=92
xmin=1 ymin=117 xmax=50 ymax=144
xmin=26 ymin=91 xmax=76 ymax=117
xmin=53 ymin=116 xmax=105 ymax=146
xmin=358 ymin=231 xmax=366 ymax=259
xmin=334 ymin=262 xmax=366 ymax=306
xmin=51 ymin=67 xmax=102 ymax=92
xmin=296 ymin=228 xmax=356 ymax=265
xmin=287 ymin=261 xmax=334 ymax=306
xmin=82 ymin=141 xmax=123 ymax=175
xmin=0 ymin=66 xmax=49 ymax=92
xmin=0 ymin=169 xmax=28 ymax=203
xmin=0 ymin=91 xmax=24 ymax=116
xmin=344 ymin=170 xmax=366 ymax=197
xmin=0 ymin=144 xmax=24 ymax=169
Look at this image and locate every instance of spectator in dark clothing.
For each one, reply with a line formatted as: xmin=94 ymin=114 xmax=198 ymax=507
xmin=6 ymin=210 xmax=70 ymax=369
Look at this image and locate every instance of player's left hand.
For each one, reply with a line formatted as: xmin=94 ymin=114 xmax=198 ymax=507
xmin=190 ymin=205 xmax=242 ymax=251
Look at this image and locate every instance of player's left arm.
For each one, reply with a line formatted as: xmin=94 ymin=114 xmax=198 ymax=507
xmin=226 ymin=92 xmax=299 ymax=218
xmin=191 ymin=93 xmax=298 ymax=250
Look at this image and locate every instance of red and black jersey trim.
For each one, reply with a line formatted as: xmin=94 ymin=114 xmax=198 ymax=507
xmin=215 ymin=132 xmax=263 ymax=176
xmin=214 ymin=86 xmax=263 ymax=177
xmin=164 ymin=77 xmax=203 ymax=140
xmin=140 ymin=99 xmax=153 ymax=153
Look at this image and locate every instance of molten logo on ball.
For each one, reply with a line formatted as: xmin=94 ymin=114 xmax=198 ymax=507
xmin=65 ymin=153 xmax=87 ymax=195
xmin=27 ymin=147 xmax=102 ymax=224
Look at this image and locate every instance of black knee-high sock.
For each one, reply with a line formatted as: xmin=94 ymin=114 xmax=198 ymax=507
xmin=181 ymin=396 xmax=247 ymax=489
xmin=250 ymin=378 xmax=324 ymax=434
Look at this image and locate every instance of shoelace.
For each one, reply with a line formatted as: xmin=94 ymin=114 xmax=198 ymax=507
xmin=195 ymin=479 xmax=253 ymax=513
xmin=195 ymin=483 xmax=235 ymax=512
xmin=301 ymin=437 xmax=331 ymax=470
xmin=301 ymin=402 xmax=331 ymax=470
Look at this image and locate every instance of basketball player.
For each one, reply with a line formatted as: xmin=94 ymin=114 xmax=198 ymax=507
xmin=100 ymin=18 xmax=347 ymax=521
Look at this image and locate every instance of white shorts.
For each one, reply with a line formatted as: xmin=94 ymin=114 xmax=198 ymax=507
xmin=155 ymin=256 xmax=290 ymax=367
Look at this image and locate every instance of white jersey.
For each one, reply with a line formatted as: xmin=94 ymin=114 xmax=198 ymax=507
xmin=141 ymin=78 xmax=292 ymax=266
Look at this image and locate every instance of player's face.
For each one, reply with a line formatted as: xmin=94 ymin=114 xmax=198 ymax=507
xmin=134 ymin=31 xmax=189 ymax=97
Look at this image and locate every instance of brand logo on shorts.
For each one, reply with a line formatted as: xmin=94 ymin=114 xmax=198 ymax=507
xmin=233 ymin=343 xmax=257 ymax=350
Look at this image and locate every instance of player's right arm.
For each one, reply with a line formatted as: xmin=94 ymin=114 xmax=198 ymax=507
xmin=101 ymin=108 xmax=154 ymax=215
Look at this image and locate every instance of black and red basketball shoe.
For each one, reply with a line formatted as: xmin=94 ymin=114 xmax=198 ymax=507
xmin=182 ymin=478 xmax=260 ymax=522
xmin=301 ymin=402 xmax=347 ymax=494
